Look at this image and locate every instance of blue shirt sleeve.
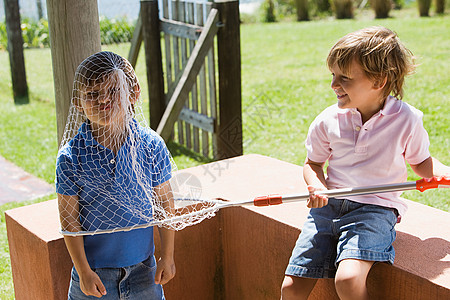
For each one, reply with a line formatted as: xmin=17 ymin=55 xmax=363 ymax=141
xmin=151 ymin=135 xmax=173 ymax=186
xmin=55 ymin=148 xmax=79 ymax=196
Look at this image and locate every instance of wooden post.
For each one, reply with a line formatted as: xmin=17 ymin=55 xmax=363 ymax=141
xmin=128 ymin=12 xmax=143 ymax=68
xmin=215 ymin=0 xmax=243 ymax=159
xmin=36 ymin=0 xmax=44 ymax=19
xmin=4 ymin=0 xmax=29 ymax=104
xmin=141 ymin=0 xmax=166 ymax=131
xmin=46 ymin=0 xmax=101 ymax=146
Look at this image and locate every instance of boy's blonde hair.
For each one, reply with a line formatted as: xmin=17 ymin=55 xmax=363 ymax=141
xmin=327 ymin=26 xmax=415 ymax=100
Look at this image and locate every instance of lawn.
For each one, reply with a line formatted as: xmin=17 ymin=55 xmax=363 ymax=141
xmin=0 ymin=7 xmax=448 ymax=298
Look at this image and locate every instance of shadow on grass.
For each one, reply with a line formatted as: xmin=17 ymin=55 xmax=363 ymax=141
xmin=166 ymin=141 xmax=214 ymax=164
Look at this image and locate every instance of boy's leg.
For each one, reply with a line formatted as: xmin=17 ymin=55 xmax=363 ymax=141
xmin=281 ymin=275 xmax=317 ymax=300
xmin=334 ymin=259 xmax=374 ymax=300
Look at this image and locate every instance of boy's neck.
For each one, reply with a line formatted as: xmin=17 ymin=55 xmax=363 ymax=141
xmin=359 ymin=97 xmax=386 ymax=124
xmin=91 ymin=123 xmax=127 ymax=154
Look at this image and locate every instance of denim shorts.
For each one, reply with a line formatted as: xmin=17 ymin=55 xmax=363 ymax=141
xmin=285 ymin=198 xmax=397 ymax=279
xmin=68 ymin=255 xmax=165 ymax=300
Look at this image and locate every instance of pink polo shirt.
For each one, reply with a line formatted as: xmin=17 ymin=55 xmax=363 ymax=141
xmin=305 ymin=96 xmax=431 ymax=218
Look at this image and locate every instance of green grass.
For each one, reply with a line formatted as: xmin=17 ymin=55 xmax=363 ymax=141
xmin=0 ymin=7 xmax=449 ymax=298
xmin=239 ymin=13 xmax=449 ymax=209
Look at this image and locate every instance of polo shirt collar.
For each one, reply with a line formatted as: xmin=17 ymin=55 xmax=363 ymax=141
xmin=337 ymin=96 xmax=402 ymax=117
xmin=379 ymin=96 xmax=402 ymax=116
xmin=78 ymin=121 xmax=137 ymax=149
xmin=79 ymin=122 xmax=99 ymax=147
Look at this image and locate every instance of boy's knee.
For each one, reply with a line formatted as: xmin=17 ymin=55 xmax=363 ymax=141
xmin=335 ymin=271 xmax=360 ymax=291
xmin=335 ymin=260 xmax=373 ymax=298
xmin=281 ymin=276 xmax=315 ymax=300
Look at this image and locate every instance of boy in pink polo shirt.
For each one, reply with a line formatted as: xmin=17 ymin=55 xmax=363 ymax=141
xmin=281 ymin=27 xmax=449 ymax=300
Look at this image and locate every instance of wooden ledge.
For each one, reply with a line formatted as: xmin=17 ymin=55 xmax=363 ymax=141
xmin=5 ymin=154 xmax=450 ymax=299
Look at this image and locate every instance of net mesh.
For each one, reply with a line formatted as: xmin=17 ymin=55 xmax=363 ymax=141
xmin=56 ymin=51 xmax=218 ymax=236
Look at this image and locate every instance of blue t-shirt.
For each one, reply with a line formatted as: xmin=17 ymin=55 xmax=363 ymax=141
xmin=56 ymin=120 xmax=172 ymax=268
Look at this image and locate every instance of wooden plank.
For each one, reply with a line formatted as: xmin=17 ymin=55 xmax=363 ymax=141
xmin=188 ymin=2 xmax=199 ymax=153
xmin=215 ymin=0 xmax=243 ymax=159
xmin=4 ymin=0 xmax=28 ymax=104
xmin=179 ymin=108 xmax=215 ymax=133
xmin=157 ymin=8 xmax=220 ymax=141
xmin=206 ymin=4 xmax=218 ymax=159
xmin=171 ymin=0 xmax=180 ymax=141
xmin=163 ymin=0 xmax=173 ymax=89
xmin=170 ymin=2 xmax=181 ymax=81
xmin=142 ymin=0 xmax=165 ymax=130
xmin=177 ymin=0 xmax=187 ymax=145
xmin=160 ymin=19 xmax=202 ymax=40
xmin=197 ymin=2 xmax=209 ymax=157
xmin=128 ymin=12 xmax=143 ymax=68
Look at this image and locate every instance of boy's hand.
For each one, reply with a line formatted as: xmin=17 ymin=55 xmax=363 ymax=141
xmin=306 ymin=185 xmax=328 ymax=208
xmin=79 ymin=269 xmax=107 ymax=298
xmin=155 ymin=256 xmax=176 ymax=285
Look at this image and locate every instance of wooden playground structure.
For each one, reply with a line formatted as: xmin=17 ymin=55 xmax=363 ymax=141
xmin=4 ymin=1 xmax=450 ymax=299
xmin=45 ymin=0 xmax=242 ymax=160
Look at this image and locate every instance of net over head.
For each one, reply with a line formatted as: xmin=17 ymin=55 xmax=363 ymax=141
xmin=56 ymin=52 xmax=217 ymax=236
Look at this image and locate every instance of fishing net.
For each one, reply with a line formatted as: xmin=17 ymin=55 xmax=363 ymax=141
xmin=56 ymin=51 xmax=217 ymax=236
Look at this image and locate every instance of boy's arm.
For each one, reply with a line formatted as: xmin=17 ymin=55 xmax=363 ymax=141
xmin=410 ymin=156 xmax=450 ymax=178
xmin=58 ymin=194 xmax=106 ymax=297
xmin=154 ymin=181 xmax=176 ymax=285
xmin=303 ymin=158 xmax=329 ymax=208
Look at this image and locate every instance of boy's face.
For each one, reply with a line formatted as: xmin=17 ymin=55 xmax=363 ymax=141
xmin=77 ymin=75 xmax=139 ymax=130
xmin=79 ymin=80 xmax=125 ymax=128
xmin=330 ymin=59 xmax=384 ymax=116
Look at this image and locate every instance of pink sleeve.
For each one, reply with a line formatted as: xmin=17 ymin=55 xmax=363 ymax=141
xmin=404 ymin=115 xmax=431 ymax=165
xmin=305 ymin=117 xmax=331 ymax=163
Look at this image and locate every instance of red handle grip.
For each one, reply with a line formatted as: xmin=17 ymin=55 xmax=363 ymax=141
xmin=416 ymin=176 xmax=450 ymax=192
xmin=253 ymin=194 xmax=283 ymax=206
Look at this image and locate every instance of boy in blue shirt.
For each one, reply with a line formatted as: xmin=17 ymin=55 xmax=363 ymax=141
xmin=56 ymin=51 xmax=175 ymax=299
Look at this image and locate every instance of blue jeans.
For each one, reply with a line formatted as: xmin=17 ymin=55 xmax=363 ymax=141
xmin=68 ymin=256 xmax=165 ymax=300
xmin=285 ymin=198 xmax=397 ymax=278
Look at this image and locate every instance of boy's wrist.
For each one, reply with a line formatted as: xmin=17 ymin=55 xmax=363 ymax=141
xmin=75 ymin=264 xmax=94 ymax=278
xmin=159 ymin=248 xmax=175 ymax=259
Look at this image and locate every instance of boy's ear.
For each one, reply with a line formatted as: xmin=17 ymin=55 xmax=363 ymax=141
xmin=73 ymin=98 xmax=83 ymax=112
xmin=130 ymin=83 xmax=141 ymax=104
xmin=373 ymin=76 xmax=388 ymax=90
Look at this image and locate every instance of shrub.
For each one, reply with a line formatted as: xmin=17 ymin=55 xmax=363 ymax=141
xmin=99 ymin=16 xmax=135 ymax=44
xmin=262 ymin=0 xmax=277 ymax=22
xmin=0 ymin=16 xmax=135 ymax=50
xmin=392 ymin=0 xmax=405 ymax=9
xmin=20 ymin=18 xmax=49 ymax=48
xmin=332 ymin=0 xmax=354 ymax=18
xmin=296 ymin=0 xmax=310 ymax=20
xmin=435 ymin=0 xmax=445 ymax=14
xmin=316 ymin=0 xmax=332 ymax=12
xmin=370 ymin=0 xmax=392 ymax=18
xmin=418 ymin=0 xmax=431 ymax=16
xmin=0 ymin=22 xmax=7 ymax=51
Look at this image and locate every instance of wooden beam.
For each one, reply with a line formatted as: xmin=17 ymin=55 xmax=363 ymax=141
xmin=160 ymin=18 xmax=202 ymax=40
xmin=157 ymin=8 xmax=219 ymax=141
xmin=47 ymin=0 xmax=101 ymax=145
xmin=215 ymin=0 xmax=243 ymax=159
xmin=141 ymin=0 xmax=165 ymax=130
xmin=128 ymin=12 xmax=143 ymax=68
xmin=4 ymin=0 xmax=28 ymax=104
xmin=179 ymin=108 xmax=215 ymax=133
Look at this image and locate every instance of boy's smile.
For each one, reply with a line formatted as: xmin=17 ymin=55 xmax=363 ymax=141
xmin=330 ymin=59 xmax=385 ymax=123
xmin=79 ymin=81 xmax=126 ymax=130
